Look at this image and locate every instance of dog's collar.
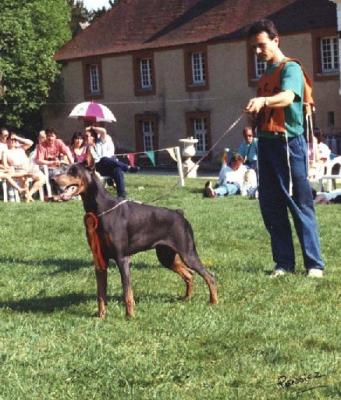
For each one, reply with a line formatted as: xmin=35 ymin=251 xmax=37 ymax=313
xmin=97 ymin=199 xmax=129 ymax=217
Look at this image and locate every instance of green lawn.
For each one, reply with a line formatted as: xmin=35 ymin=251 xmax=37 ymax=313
xmin=0 ymin=174 xmax=340 ymax=399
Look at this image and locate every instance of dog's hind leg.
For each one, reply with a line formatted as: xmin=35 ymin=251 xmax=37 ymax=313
xmin=156 ymin=245 xmax=194 ymax=300
xmin=116 ymin=256 xmax=135 ymax=318
xmin=180 ymin=253 xmax=218 ymax=305
xmin=95 ymin=268 xmax=108 ymax=319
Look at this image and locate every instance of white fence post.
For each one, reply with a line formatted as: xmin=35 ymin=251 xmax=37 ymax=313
xmin=175 ymin=146 xmax=185 ymax=187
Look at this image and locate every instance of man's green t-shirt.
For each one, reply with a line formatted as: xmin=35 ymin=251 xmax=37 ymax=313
xmin=258 ymin=60 xmax=304 ymax=139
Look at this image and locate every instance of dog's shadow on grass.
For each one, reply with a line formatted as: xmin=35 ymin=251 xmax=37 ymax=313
xmin=0 ymin=291 xmax=180 ymax=315
xmin=0 ymin=292 xmax=126 ymax=315
xmin=0 ymin=292 xmax=94 ymax=314
xmin=0 ymin=256 xmax=89 ymax=274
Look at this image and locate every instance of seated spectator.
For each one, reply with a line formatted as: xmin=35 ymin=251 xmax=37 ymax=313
xmin=36 ymin=128 xmax=73 ymax=168
xmin=86 ymin=126 xmax=139 ymax=198
xmin=314 ymin=128 xmax=332 ymax=163
xmin=240 ymin=168 xmax=258 ymax=198
xmin=204 ymin=153 xmax=248 ymax=198
xmin=35 ymin=128 xmax=73 ymax=193
xmin=4 ymin=132 xmax=45 ymax=201
xmin=238 ymin=126 xmax=258 ymax=169
xmin=69 ymin=131 xmax=88 ymax=163
xmin=0 ymin=127 xmax=9 ymax=162
xmin=0 ymin=128 xmax=28 ymax=196
xmin=29 ymin=130 xmax=47 ymax=162
xmin=314 ymin=188 xmax=341 ymax=204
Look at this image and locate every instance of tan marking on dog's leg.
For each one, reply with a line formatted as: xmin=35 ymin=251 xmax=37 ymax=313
xmin=118 ymin=257 xmax=135 ymax=318
xmin=95 ymin=269 xmax=108 ymax=319
xmin=203 ymin=273 xmax=218 ymax=304
xmin=125 ymin=287 xmax=135 ymax=318
xmin=172 ymin=254 xmax=194 ymax=300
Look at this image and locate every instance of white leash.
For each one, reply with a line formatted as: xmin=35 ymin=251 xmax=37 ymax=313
xmin=97 ymin=199 xmax=129 ymax=217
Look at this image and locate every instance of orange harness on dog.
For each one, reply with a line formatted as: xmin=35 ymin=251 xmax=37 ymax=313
xmin=84 ymin=212 xmax=107 ymax=270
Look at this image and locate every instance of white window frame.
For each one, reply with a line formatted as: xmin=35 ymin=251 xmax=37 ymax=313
xmin=142 ymin=121 xmax=154 ymax=151
xmin=191 ymin=52 xmax=206 ymax=85
xmin=89 ymin=64 xmax=100 ymax=94
xmin=255 ymin=55 xmax=267 ymax=78
xmin=320 ymin=36 xmax=339 ymax=74
xmin=193 ymin=118 xmax=208 ymax=155
xmin=140 ymin=58 xmax=153 ymax=89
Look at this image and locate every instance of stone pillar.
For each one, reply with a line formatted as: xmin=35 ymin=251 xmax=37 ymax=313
xmin=179 ymin=137 xmax=199 ymax=178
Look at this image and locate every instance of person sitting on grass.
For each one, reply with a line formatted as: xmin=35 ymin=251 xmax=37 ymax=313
xmin=238 ymin=126 xmax=258 ymax=170
xmin=204 ymin=153 xmax=248 ymax=198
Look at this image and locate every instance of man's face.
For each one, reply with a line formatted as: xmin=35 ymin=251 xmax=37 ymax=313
xmin=250 ymin=31 xmax=279 ymax=63
xmin=243 ymin=129 xmax=253 ymax=144
xmin=0 ymin=129 xmax=9 ymax=142
xmin=46 ymin=133 xmax=56 ymax=144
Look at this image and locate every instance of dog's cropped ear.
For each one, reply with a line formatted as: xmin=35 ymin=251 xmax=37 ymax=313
xmin=82 ymin=148 xmax=95 ymax=171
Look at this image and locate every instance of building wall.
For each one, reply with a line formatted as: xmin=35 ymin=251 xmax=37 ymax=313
xmin=43 ymin=32 xmax=341 ymax=163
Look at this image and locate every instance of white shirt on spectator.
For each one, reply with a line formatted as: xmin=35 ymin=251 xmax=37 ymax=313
xmin=218 ymin=163 xmax=248 ymax=187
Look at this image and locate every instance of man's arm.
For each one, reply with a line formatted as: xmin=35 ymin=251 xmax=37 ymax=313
xmin=246 ymin=61 xmax=303 ymax=114
xmin=12 ymin=134 xmax=33 ymax=151
xmin=245 ymin=90 xmax=295 ymax=114
xmin=57 ymin=139 xmax=74 ymax=164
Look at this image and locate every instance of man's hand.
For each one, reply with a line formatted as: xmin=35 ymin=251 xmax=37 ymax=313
xmin=245 ymin=97 xmax=266 ymax=114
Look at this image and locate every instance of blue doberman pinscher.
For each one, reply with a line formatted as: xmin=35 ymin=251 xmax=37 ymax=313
xmin=54 ymin=162 xmax=217 ymax=319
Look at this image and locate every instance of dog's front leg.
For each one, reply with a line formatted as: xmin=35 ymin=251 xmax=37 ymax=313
xmin=95 ymin=269 xmax=108 ymax=319
xmin=117 ymin=256 xmax=135 ymax=318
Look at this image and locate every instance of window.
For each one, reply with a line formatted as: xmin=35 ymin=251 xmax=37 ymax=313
xmin=133 ymin=52 xmax=156 ymax=96
xmin=186 ymin=111 xmax=211 ymax=157
xmin=140 ymin=59 xmax=153 ymax=89
xmin=142 ymin=120 xmax=154 ymax=151
xmin=320 ymin=37 xmax=339 ymax=74
xmin=82 ymin=58 xmax=103 ymax=98
xmin=255 ymin=55 xmax=267 ymax=78
xmin=89 ymin=65 xmax=100 ymax=94
xmin=312 ymin=29 xmax=339 ymax=81
xmin=191 ymin=52 xmax=206 ymax=84
xmin=247 ymin=47 xmax=267 ymax=85
xmin=193 ymin=118 xmax=208 ymax=154
xmin=135 ymin=114 xmax=159 ymax=152
xmin=184 ymin=45 xmax=209 ymax=91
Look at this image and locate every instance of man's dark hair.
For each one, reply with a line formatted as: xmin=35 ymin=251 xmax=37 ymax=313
xmin=45 ymin=127 xmax=56 ymax=136
xmin=247 ymin=19 xmax=279 ymax=39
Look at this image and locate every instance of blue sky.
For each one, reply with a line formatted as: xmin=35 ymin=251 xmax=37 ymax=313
xmin=83 ymin=0 xmax=111 ymax=11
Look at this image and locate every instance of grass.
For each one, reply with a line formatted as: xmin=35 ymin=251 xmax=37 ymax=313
xmin=0 ymin=174 xmax=340 ymax=400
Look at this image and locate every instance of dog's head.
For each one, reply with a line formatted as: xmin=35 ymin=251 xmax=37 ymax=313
xmin=54 ymin=160 xmax=94 ymax=201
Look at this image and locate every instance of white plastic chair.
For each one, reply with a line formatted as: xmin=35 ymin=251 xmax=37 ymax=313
xmin=318 ymin=156 xmax=341 ymax=192
xmin=0 ymin=179 xmax=20 ymax=202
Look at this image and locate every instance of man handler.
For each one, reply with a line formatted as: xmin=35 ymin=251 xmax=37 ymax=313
xmin=245 ymin=19 xmax=324 ymax=278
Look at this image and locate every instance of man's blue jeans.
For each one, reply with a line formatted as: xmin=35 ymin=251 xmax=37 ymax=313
xmin=95 ymin=156 xmax=129 ymax=197
xmin=258 ymin=134 xmax=324 ymax=271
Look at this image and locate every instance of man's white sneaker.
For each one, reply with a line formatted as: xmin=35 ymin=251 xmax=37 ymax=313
xmin=270 ymin=268 xmax=287 ymax=278
xmin=307 ymin=268 xmax=324 ymax=278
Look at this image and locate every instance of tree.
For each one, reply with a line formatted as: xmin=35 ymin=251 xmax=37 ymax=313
xmin=68 ymin=0 xmax=91 ymax=36
xmin=0 ymin=0 xmax=71 ymax=133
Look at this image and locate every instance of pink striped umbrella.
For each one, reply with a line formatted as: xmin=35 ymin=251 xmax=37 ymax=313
xmin=69 ymin=101 xmax=117 ymax=122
